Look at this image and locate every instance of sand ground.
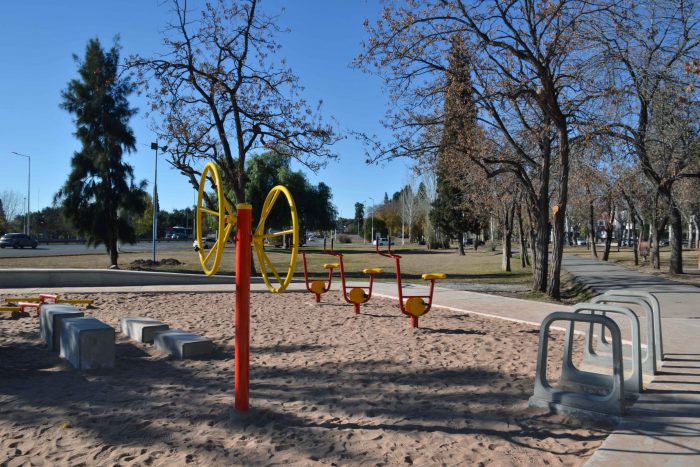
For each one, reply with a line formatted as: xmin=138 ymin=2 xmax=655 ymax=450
xmin=0 ymin=291 xmax=611 ymax=466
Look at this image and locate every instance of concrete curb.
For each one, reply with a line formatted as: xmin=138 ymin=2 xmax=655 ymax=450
xmin=0 ymin=268 xmax=243 ymax=288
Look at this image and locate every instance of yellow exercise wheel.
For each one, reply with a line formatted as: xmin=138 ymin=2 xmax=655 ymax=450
xmin=196 ymin=162 xmax=237 ymax=276
xmin=252 ymin=185 xmax=299 ymax=293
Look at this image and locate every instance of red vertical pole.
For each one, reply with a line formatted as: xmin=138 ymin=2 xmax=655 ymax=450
xmin=235 ymin=204 xmax=252 ymax=411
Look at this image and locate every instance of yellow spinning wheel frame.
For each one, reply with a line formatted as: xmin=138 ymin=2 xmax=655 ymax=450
xmin=196 ymin=163 xmax=237 ymax=276
xmin=252 ymin=185 xmax=299 ymax=293
xmin=195 ymin=163 xmax=299 ymax=293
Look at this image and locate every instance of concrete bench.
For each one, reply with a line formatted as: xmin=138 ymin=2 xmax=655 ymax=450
xmin=120 ymin=317 xmax=169 ymax=343
xmin=39 ymin=304 xmax=84 ymax=351
xmin=60 ymin=317 xmax=115 ymax=370
xmin=154 ymin=329 xmax=213 ymax=360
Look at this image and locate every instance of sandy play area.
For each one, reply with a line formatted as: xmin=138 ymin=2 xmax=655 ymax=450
xmin=0 ymin=291 xmax=611 ymax=465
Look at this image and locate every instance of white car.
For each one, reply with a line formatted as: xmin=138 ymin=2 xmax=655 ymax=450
xmin=193 ymin=238 xmax=211 ymax=251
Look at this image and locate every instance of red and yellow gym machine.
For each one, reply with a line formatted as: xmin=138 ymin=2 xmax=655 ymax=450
xmin=195 ymin=162 xmax=299 ymax=411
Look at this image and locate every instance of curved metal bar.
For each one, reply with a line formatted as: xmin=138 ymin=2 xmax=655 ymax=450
xmin=530 ymin=311 xmax=625 ymax=418
xmin=602 ymin=290 xmax=663 ymax=367
xmin=566 ymin=303 xmax=643 ymax=395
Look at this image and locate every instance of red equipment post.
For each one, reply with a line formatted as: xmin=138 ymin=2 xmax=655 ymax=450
xmin=235 ymin=204 xmax=252 ymax=411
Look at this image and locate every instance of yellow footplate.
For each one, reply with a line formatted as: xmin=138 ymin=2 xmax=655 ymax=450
xmin=362 ymin=268 xmax=384 ymax=275
xmin=421 ymin=273 xmax=447 ymax=280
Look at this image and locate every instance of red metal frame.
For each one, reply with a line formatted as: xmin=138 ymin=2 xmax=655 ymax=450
xmin=326 ymin=239 xmax=379 ymax=314
xmin=18 ymin=302 xmax=40 ymax=317
xmin=375 ymin=237 xmax=438 ymax=328
xmin=300 ymin=238 xmax=337 ymax=303
xmin=234 ymin=204 xmax=252 ymax=412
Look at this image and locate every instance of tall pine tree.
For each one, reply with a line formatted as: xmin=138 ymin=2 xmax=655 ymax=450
xmin=57 ymin=38 xmax=147 ymax=267
xmin=431 ymin=35 xmax=481 ymax=254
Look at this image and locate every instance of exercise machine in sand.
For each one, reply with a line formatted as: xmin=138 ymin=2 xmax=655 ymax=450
xmin=3 ymin=294 xmax=94 ymax=317
xmin=300 ymin=238 xmax=339 ymax=303
xmin=195 ymin=162 xmax=299 ymax=411
xmin=375 ymin=236 xmax=447 ymax=328
xmin=302 ymin=237 xmax=385 ymax=313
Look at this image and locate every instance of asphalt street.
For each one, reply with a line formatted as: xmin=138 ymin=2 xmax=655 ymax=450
xmin=0 ymin=241 xmax=192 ymax=258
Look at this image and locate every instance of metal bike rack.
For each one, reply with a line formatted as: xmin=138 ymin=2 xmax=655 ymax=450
xmin=564 ymin=303 xmax=643 ymax=396
xmin=529 ymin=311 xmax=625 ymax=418
xmin=602 ymin=290 xmax=663 ymax=369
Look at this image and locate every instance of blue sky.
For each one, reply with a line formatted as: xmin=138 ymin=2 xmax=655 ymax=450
xmin=0 ymin=1 xmax=412 ymax=219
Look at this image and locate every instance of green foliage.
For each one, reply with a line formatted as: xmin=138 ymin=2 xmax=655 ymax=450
xmin=354 ymin=202 xmax=365 ymax=234
xmin=56 ymin=38 xmax=147 ymax=266
xmin=430 ymin=171 xmax=480 ymax=243
xmin=245 ymin=152 xmax=337 ymax=233
xmin=0 ymin=199 xmax=5 ymax=233
xmin=363 ymin=217 xmax=388 ymax=240
xmin=30 ymin=206 xmax=79 ymax=239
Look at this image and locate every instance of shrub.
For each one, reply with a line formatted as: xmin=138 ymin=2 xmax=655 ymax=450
xmin=337 ymin=234 xmax=352 ymax=244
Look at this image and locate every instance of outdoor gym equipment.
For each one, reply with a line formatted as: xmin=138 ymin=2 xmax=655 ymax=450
xmin=375 ymin=237 xmax=446 ymax=328
xmin=195 ymin=162 xmax=299 ymax=292
xmin=321 ymin=238 xmax=384 ymax=313
xmin=5 ymin=294 xmax=94 ymax=317
xmin=301 ymin=238 xmax=340 ymax=303
xmin=194 ymin=162 xmax=299 ymax=411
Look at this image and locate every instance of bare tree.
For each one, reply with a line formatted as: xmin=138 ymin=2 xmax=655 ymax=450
xmin=129 ymin=0 xmax=339 ymax=204
xmin=0 ymin=190 xmax=25 ymax=230
xmin=399 ymin=179 xmax=420 ymax=245
xmin=591 ymin=0 xmax=700 ymax=273
xmin=358 ymin=0 xmax=607 ymax=298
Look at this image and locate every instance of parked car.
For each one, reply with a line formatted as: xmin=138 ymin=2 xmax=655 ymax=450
xmin=576 ymin=238 xmax=587 ymax=246
xmin=192 ymin=238 xmax=211 ymax=251
xmin=0 ymin=233 xmax=38 ymax=249
xmin=372 ymin=237 xmax=394 ymax=246
xmin=659 ymin=239 xmax=670 ymax=247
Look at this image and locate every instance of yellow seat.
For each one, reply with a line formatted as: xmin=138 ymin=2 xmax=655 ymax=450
xmin=421 ymin=273 xmax=447 ymax=281
xmin=322 ymin=263 xmax=340 ymax=269
xmin=362 ymin=268 xmax=384 ymax=275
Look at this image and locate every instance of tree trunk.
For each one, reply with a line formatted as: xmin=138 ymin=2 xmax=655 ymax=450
xmin=532 ymin=203 xmax=549 ymax=294
xmin=631 ymin=216 xmax=638 ymax=266
xmin=458 ymin=233 xmax=465 ymax=256
xmin=589 ymin=201 xmax=598 ymax=258
xmin=652 ymin=232 xmax=661 ymax=269
xmin=108 ymin=238 xmax=119 ymax=267
xmin=602 ymin=225 xmax=614 ymax=261
xmin=667 ymin=202 xmax=684 ymax=274
xmin=517 ymin=204 xmax=530 ymax=267
xmin=502 ymin=228 xmax=512 ymax=272
xmin=548 ymin=207 xmax=566 ymax=300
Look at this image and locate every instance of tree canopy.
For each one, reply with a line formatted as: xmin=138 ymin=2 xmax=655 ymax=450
xmin=245 ymin=152 xmax=337 ymax=234
xmin=57 ymin=38 xmax=147 ymax=267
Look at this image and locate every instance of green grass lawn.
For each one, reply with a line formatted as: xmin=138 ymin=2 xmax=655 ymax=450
xmin=1 ymin=240 xmax=613 ymax=303
xmin=0 ymin=241 xmax=532 ymax=285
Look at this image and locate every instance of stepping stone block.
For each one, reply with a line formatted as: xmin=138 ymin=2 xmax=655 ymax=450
xmin=154 ymin=329 xmax=213 ymax=360
xmin=120 ymin=317 xmax=169 ymax=343
xmin=39 ymin=304 xmax=84 ymax=351
xmin=60 ymin=317 xmax=115 ymax=370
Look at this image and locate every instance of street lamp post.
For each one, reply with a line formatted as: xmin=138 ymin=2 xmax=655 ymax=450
xmin=150 ymin=143 xmax=167 ymax=262
xmin=369 ymin=196 xmax=375 ymax=243
xmin=10 ymin=152 xmax=31 ymax=235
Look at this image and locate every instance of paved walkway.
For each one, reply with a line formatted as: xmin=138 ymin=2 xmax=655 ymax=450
xmin=3 ymin=256 xmax=700 ymax=464
xmin=562 ymin=256 xmax=700 ymax=466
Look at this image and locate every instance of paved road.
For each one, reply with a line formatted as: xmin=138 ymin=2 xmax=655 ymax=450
xmin=0 ymin=241 xmax=192 ymax=258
